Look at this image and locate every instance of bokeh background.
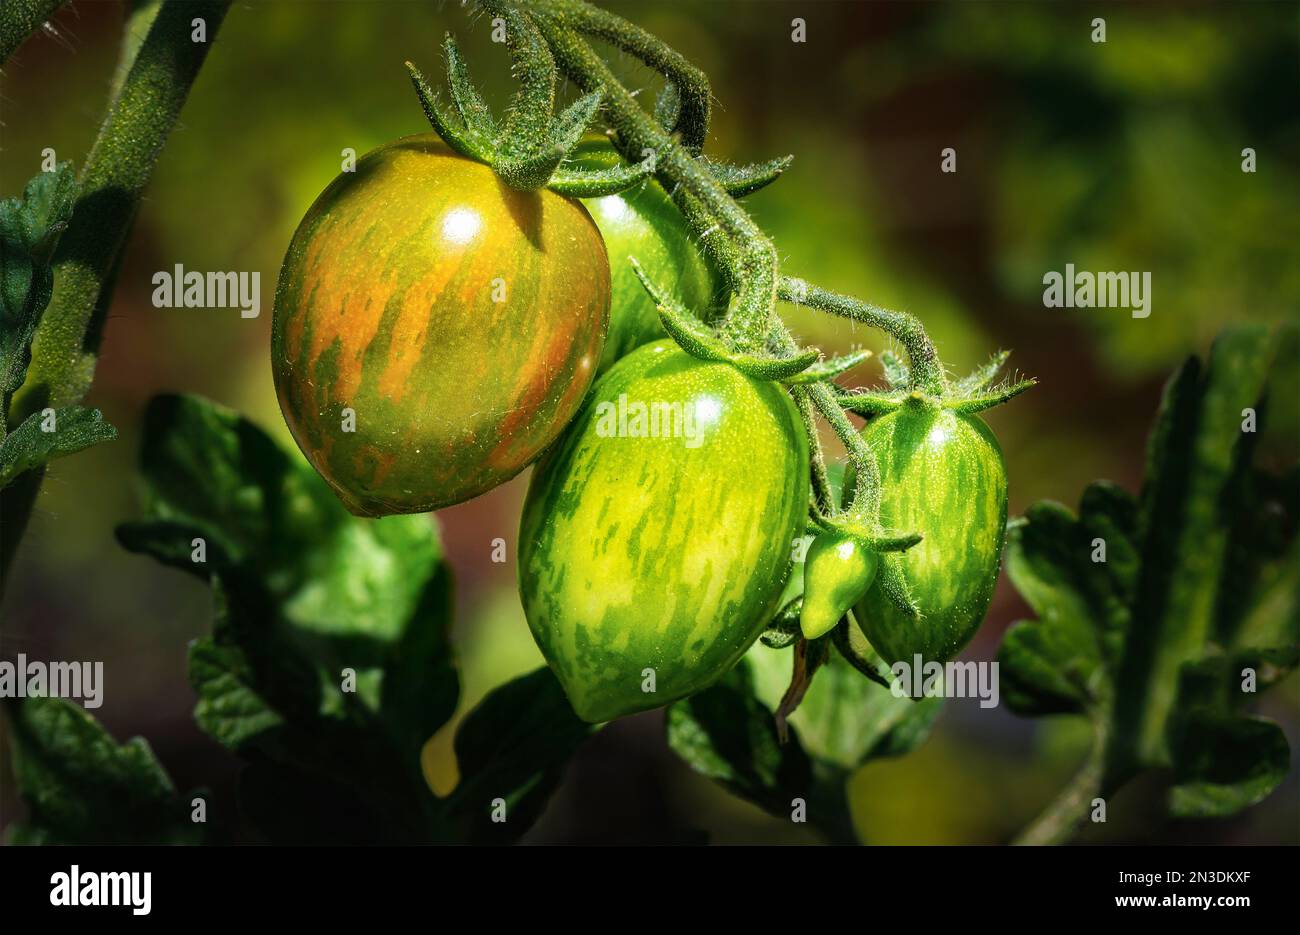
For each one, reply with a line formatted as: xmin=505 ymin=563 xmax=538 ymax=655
xmin=2 ymin=0 xmax=1297 ymax=843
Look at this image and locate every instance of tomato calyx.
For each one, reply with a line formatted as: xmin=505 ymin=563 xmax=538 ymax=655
xmin=838 ymin=349 xmax=1037 ymax=418
xmin=629 ymin=257 xmax=833 ymax=382
xmin=406 ymin=24 xmax=651 ymax=196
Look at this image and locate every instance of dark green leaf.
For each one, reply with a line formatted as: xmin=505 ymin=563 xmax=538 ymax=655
xmin=748 ymin=644 xmax=941 ymax=770
xmin=0 ymin=163 xmax=77 ymax=410
xmin=666 ymin=658 xmax=813 ymax=815
xmin=1115 ymin=326 xmax=1273 ymax=768
xmin=4 ymin=697 xmax=201 ymax=845
xmin=445 ymin=668 xmax=594 ymax=844
xmin=0 ymin=405 xmax=116 ymax=487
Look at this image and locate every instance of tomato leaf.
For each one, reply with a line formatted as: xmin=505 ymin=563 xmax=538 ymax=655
xmin=3 ymin=697 xmax=202 ymax=845
xmin=1000 ymin=325 xmax=1298 ymax=835
xmin=0 ymin=405 xmax=116 ymax=488
xmin=666 ymin=658 xmax=814 ymax=817
xmin=114 ymin=394 xmax=461 ymax=841
xmin=444 ymin=668 xmax=594 ymax=844
xmin=0 ymin=163 xmax=77 ymax=416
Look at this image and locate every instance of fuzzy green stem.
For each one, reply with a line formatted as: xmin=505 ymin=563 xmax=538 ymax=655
xmin=12 ymin=0 xmax=230 ymax=423
xmin=790 ymin=387 xmax=833 ymax=515
xmin=528 ymin=2 xmax=776 ymax=352
xmin=2 ymin=1 xmax=228 ymax=596
xmin=779 ymin=277 xmax=946 ymax=395
xmin=532 ymin=0 xmax=711 ymax=152
xmin=0 ymin=0 xmax=66 ymax=66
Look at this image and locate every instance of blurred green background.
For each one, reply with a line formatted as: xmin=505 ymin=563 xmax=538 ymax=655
xmin=1 ymin=0 xmax=1297 ymax=843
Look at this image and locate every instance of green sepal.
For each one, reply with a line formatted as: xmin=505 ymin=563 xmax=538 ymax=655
xmin=875 ymin=553 xmax=921 ymax=619
xmin=707 ymin=154 xmax=794 ymax=198
xmin=548 ymin=158 xmax=653 ymax=197
xmin=836 ymin=389 xmax=905 ymax=416
xmin=943 ymin=378 xmax=1037 ymax=414
xmin=831 ymin=619 xmax=893 ymax=689
xmin=878 ymin=350 xmax=910 ymax=390
xmin=630 ymin=257 xmax=820 ymax=381
xmin=405 ymin=61 xmax=495 ymax=163
xmin=654 ymin=81 xmax=681 ymax=133
xmin=782 ymin=349 xmax=871 ymax=385
xmin=442 ymin=33 xmax=497 ymax=142
xmin=954 ymin=349 xmax=1010 ymax=394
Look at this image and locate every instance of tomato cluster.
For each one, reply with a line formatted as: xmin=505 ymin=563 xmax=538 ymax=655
xmin=272 ymin=138 xmax=1009 ymax=723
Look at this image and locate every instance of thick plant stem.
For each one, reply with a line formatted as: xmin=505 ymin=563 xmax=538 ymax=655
xmin=779 ymin=277 xmax=946 ymax=395
xmin=529 ymin=4 xmax=777 ymax=352
xmin=0 ymin=0 xmax=66 ymax=66
xmin=2 ymin=1 xmax=228 ymax=596
xmin=12 ymin=0 xmax=231 ymax=424
xmin=1013 ymin=731 xmax=1109 ymax=845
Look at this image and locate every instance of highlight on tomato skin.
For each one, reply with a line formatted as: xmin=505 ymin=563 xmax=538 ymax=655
xmin=271 ymin=133 xmax=611 ymax=517
xmin=517 ymin=340 xmax=811 ymax=723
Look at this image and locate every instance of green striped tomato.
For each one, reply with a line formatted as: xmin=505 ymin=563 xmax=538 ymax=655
xmin=571 ymin=138 xmax=721 ymax=373
xmin=853 ymin=399 xmax=1007 ymax=665
xmin=519 ymin=340 xmax=809 ymax=722
xmin=271 ymin=134 xmax=609 ymax=516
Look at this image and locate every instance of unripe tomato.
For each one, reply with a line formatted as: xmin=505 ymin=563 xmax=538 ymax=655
xmin=800 ymin=532 xmax=878 ymax=640
xmin=852 ymin=398 xmax=1007 ymax=665
xmin=272 ymin=134 xmax=609 ymax=516
xmin=571 ymin=138 xmax=722 ymax=373
xmin=519 ymin=341 xmax=809 ymax=722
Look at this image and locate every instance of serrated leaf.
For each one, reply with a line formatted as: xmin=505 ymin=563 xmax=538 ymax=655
xmin=117 ymin=394 xmax=460 ymax=840
xmin=666 ymin=658 xmax=813 ymax=814
xmin=444 ymin=668 xmax=593 ymax=844
xmin=1 ymin=164 xmax=78 ymax=411
xmin=4 ymin=697 xmax=201 ymax=845
xmin=0 ymin=405 xmax=116 ymax=487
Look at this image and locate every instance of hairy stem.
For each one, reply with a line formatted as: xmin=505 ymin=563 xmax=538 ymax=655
xmin=2 ymin=1 xmax=229 ymax=595
xmin=12 ymin=0 xmax=230 ymax=423
xmin=533 ymin=0 xmax=711 ymax=152
xmin=0 ymin=0 xmax=66 ymax=66
xmin=779 ymin=277 xmax=946 ymax=395
xmin=529 ymin=2 xmax=777 ymax=352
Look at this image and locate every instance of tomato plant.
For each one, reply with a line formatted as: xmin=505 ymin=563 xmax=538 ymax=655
xmin=271 ymin=134 xmax=609 ymax=516
xmin=1 ymin=0 xmax=1293 ymax=854
xmin=519 ymin=340 xmax=809 ymax=722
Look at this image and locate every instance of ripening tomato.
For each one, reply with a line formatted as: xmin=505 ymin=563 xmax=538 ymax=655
xmin=518 ymin=340 xmax=809 ymax=722
xmin=272 ymin=134 xmax=610 ymax=516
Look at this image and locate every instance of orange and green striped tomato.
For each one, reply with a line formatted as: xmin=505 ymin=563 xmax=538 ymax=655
xmin=853 ymin=399 xmax=1008 ymax=666
xmin=271 ymin=134 xmax=609 ymax=516
xmin=519 ymin=341 xmax=809 ymax=722
xmin=571 ymin=138 xmax=722 ymax=373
